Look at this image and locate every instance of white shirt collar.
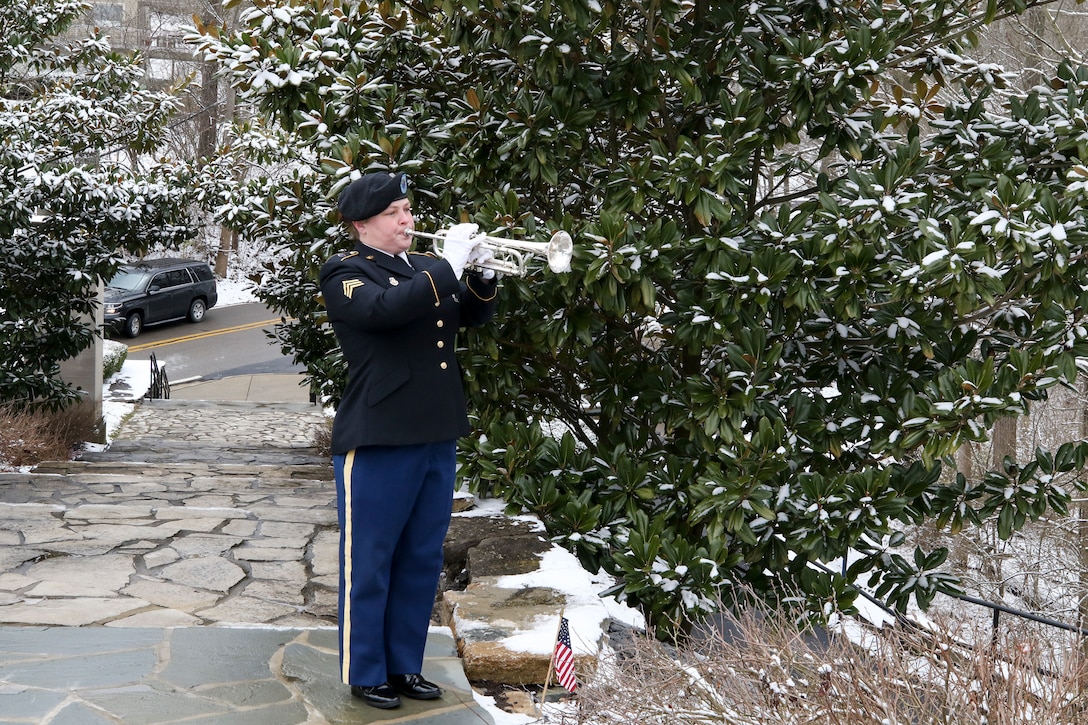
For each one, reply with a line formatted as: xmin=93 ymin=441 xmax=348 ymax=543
xmin=370 ymin=247 xmax=413 ymax=266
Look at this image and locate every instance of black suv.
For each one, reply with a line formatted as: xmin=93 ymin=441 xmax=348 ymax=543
xmin=104 ymin=258 xmax=218 ymax=338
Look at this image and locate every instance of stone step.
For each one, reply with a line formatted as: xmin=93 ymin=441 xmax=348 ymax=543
xmin=0 ymin=626 xmax=494 ymax=724
xmin=0 ymin=477 xmax=341 ymax=629
xmin=1 ymin=473 xmax=331 ymax=501
xmin=83 ymin=397 xmax=330 ymax=466
xmin=71 ymin=441 xmax=331 ymax=468
xmin=0 ymin=470 xmax=610 ymax=686
xmin=108 ymin=398 xmax=328 ymax=448
xmin=439 ymin=515 xmax=610 ymax=687
xmin=122 ymin=399 xmax=322 ymax=414
xmin=36 ymin=458 xmax=331 ymax=479
xmin=0 ymin=466 xmax=334 ymax=510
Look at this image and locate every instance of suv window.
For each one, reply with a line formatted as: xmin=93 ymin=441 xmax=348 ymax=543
xmin=108 ymin=270 xmax=152 ymax=292
xmin=188 ymin=264 xmax=213 ymax=282
xmin=155 ymin=269 xmax=193 ymax=289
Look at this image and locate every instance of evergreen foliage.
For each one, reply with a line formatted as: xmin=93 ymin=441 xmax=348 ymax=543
xmin=0 ymin=0 xmax=194 ymax=410
xmin=195 ymin=0 xmax=1088 ymax=632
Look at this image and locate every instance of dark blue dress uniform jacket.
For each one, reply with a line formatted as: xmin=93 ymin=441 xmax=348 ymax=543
xmin=319 ymin=242 xmax=498 ymax=454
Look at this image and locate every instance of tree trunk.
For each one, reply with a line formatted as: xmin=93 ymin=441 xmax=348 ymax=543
xmin=197 ymin=0 xmax=223 ymax=161
xmin=957 ymin=441 xmax=974 ymax=483
xmin=1079 ymin=498 xmax=1088 ymax=665
xmin=208 ymin=0 xmax=239 ymax=280
xmin=1021 ymin=6 xmax=1051 ymax=91
xmin=214 ymin=227 xmax=235 ymax=279
xmin=1079 ymin=379 xmax=1088 ymax=684
xmin=991 ymin=416 xmax=1017 ymax=469
xmin=198 ymin=62 xmax=218 ymax=161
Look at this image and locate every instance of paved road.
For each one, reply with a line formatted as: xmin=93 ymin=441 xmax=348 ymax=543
xmin=113 ymin=302 xmax=304 ymax=383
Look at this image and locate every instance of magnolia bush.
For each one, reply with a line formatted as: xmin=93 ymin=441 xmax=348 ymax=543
xmin=0 ymin=0 xmax=194 ymax=409
xmin=194 ymin=0 xmax=1088 ymax=633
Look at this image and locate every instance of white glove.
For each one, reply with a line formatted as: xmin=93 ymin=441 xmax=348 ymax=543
xmin=442 ymin=223 xmax=479 ymax=279
xmin=467 ymin=246 xmax=497 ymax=280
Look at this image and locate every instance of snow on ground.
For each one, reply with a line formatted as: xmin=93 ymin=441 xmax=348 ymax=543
xmin=214 ymin=276 xmax=260 ymax=307
xmin=495 ymin=545 xmax=644 ymax=654
xmin=456 ymin=498 xmax=644 ymax=656
xmin=475 ymin=698 xmax=538 ymax=724
xmin=95 ymin=356 xmax=152 ymax=445
xmin=448 ymin=498 xmax=645 ymax=721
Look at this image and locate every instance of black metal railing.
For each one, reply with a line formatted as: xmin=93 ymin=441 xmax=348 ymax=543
xmin=951 ymin=590 xmax=1088 ymax=640
xmin=827 ymin=547 xmax=1088 ymax=644
xmin=147 ymin=352 xmax=170 ymax=400
xmin=845 ymin=567 xmax=1088 ymax=640
xmin=815 ymin=559 xmax=1088 ymax=683
xmin=822 ymin=558 xmax=1088 ymax=640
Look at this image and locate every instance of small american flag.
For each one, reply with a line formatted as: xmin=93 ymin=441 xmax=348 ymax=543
xmin=553 ymin=616 xmax=578 ymax=692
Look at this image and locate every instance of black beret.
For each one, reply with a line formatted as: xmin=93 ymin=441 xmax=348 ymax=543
xmin=338 ymin=172 xmax=409 ymax=222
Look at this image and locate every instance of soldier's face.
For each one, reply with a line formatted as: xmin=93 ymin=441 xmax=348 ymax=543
xmin=357 ymin=199 xmax=414 ymax=254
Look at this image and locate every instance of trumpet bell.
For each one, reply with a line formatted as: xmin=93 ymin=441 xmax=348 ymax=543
xmin=546 ymin=231 xmax=573 ymax=274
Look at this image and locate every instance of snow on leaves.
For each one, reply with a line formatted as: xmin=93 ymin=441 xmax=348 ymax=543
xmin=189 ymin=0 xmax=1088 ymax=631
xmin=0 ymin=0 xmax=194 ymax=409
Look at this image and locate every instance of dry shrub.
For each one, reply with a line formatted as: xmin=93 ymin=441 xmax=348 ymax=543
xmin=0 ymin=403 xmax=102 ymax=470
xmin=556 ymin=601 xmax=1088 ymax=725
xmin=313 ymin=416 xmax=333 ymax=457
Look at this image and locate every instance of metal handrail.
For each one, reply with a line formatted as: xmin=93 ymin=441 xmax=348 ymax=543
xmin=802 ymin=560 xmax=1087 ymax=682
xmin=811 ymin=559 xmax=1088 ymax=684
xmin=818 ymin=559 xmax=1088 ymax=638
xmin=951 ymin=590 xmax=1088 ymax=638
xmin=147 ymin=352 xmax=170 ymax=400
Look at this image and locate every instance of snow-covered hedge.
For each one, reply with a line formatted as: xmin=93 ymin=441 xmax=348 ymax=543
xmin=192 ymin=0 xmax=1088 ymax=633
xmin=102 ymin=340 xmax=128 ymax=380
xmin=0 ymin=0 xmax=194 ymax=411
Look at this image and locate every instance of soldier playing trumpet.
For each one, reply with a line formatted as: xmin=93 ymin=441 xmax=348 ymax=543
xmin=318 ymin=172 xmax=499 ymax=710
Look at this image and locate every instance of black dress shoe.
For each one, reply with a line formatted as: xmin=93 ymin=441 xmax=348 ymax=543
xmin=388 ymin=673 xmax=442 ymax=700
xmin=351 ymin=682 xmax=401 ymax=709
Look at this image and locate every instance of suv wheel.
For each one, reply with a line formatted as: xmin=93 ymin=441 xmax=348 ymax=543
xmin=188 ymin=298 xmax=207 ymax=323
xmin=124 ymin=312 xmax=143 ymax=338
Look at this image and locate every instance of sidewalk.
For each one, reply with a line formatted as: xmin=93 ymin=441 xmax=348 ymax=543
xmin=169 ymin=373 xmax=314 ymax=404
xmin=0 ymin=375 xmax=506 ymax=725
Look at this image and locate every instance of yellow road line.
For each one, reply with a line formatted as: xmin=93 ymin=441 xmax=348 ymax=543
xmin=125 ymin=318 xmax=280 ymax=353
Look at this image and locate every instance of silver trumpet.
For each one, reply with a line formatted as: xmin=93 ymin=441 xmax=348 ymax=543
xmin=408 ymin=228 xmax=573 ymax=277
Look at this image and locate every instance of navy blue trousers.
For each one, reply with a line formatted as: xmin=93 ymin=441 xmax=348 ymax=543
xmin=333 ymin=441 xmax=455 ymax=687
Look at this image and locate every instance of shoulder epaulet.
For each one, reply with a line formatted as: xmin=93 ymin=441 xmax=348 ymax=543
xmin=337 ymin=250 xmax=359 ymax=261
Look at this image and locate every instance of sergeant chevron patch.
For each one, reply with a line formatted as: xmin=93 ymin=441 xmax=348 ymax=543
xmin=342 ymin=279 xmax=364 ymax=299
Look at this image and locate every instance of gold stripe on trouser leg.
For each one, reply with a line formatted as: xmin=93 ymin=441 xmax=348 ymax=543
xmin=341 ymin=449 xmax=355 ymax=684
